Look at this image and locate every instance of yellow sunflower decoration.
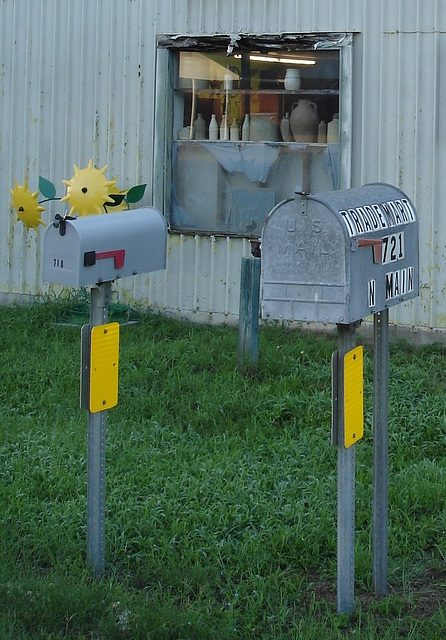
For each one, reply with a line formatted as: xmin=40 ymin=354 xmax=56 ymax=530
xmin=61 ymin=159 xmax=117 ymax=216
xmin=10 ymin=162 xmax=146 ymax=233
xmin=10 ymin=179 xmax=46 ymax=233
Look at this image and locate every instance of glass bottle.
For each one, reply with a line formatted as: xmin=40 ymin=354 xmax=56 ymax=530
xmin=242 ymin=114 xmax=250 ymax=141
xmin=327 ymin=114 xmax=339 ymax=143
xmin=280 ymin=112 xmax=290 ymax=142
xmin=317 ymin=120 xmax=327 ymax=143
xmin=220 ymin=115 xmax=229 ymax=140
xmin=230 ymin=118 xmax=239 ymax=141
xmin=209 ymin=114 xmax=219 ymax=140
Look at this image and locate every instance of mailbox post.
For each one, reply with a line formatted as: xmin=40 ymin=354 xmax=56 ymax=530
xmin=373 ymin=308 xmax=389 ymax=595
xmin=43 ymin=207 xmax=167 ymax=575
xmin=261 ymin=183 xmax=419 ymax=614
xmin=332 ymin=322 xmax=359 ymax=614
xmin=86 ymin=281 xmax=111 ymax=575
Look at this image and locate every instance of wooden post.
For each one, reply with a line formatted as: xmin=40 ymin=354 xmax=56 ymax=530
xmin=238 ymin=256 xmax=261 ymax=373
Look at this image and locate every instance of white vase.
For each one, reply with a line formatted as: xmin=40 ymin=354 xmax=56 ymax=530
xmin=223 ymin=72 xmax=233 ymax=92
xmin=284 ymin=68 xmax=301 ymax=91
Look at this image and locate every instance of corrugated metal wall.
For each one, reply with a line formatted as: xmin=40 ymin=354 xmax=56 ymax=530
xmin=1 ymin=0 xmax=446 ymax=335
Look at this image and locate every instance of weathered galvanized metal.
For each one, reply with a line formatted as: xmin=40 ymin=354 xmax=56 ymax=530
xmin=86 ymin=282 xmax=111 ymax=577
xmin=261 ymin=183 xmax=419 ymax=324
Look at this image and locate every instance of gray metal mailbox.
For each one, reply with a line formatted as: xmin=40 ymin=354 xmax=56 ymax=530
xmin=42 ymin=207 xmax=167 ymax=287
xmin=261 ymin=183 xmax=419 ymax=324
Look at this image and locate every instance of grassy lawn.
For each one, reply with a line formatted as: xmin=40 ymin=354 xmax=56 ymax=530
xmin=1 ymin=300 xmax=446 ymax=638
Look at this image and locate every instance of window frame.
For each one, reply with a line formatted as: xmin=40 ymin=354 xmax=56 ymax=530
xmin=154 ymin=33 xmax=353 ymax=238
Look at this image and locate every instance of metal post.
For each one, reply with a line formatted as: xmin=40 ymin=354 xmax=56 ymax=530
xmin=238 ymin=256 xmax=260 ymax=373
xmin=373 ymin=309 xmax=389 ymax=595
xmin=336 ymin=323 xmax=357 ymax=615
xmin=87 ymin=281 xmax=111 ymax=575
xmin=302 ymin=145 xmax=313 ymax=195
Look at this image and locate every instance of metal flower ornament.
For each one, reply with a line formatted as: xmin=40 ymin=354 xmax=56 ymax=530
xmin=9 ymin=179 xmax=46 ymax=233
xmin=10 ymin=160 xmax=146 ymax=233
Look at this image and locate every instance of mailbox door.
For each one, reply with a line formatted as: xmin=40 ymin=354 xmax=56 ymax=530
xmin=42 ymin=223 xmax=82 ymax=286
xmin=261 ymin=197 xmax=350 ymax=323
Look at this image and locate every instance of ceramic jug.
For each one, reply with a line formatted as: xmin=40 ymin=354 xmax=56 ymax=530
xmin=193 ymin=113 xmax=206 ymax=139
xmin=290 ymin=100 xmax=319 ymax=142
xmin=249 ymin=113 xmax=280 ymax=141
xmin=327 ymin=114 xmax=339 ymax=143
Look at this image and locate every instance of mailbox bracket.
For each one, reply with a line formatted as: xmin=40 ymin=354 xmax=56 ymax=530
xmin=53 ymin=213 xmax=76 ymax=236
xmin=295 ymin=192 xmax=308 ymax=216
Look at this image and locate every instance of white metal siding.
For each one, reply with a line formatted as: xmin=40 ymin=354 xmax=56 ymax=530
xmin=1 ymin=1 xmax=446 ymax=334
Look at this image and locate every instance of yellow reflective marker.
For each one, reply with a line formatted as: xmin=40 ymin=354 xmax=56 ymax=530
xmin=344 ymin=346 xmax=364 ymax=448
xmin=90 ymin=322 xmax=120 ymax=413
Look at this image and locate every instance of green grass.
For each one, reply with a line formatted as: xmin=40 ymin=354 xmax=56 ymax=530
xmin=1 ymin=300 xmax=446 ymax=638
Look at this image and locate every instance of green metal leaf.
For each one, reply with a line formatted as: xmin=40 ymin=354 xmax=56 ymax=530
xmin=125 ymin=184 xmax=146 ymax=204
xmin=107 ymin=194 xmax=126 ymax=207
xmin=39 ymin=176 xmax=57 ymax=200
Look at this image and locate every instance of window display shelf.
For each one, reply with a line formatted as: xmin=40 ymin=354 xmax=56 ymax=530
xmin=171 ymin=140 xmax=339 ymax=236
xmin=175 ymin=87 xmax=338 ymax=93
xmin=175 ymin=88 xmax=338 ymax=96
xmin=167 ymin=47 xmax=342 ymax=235
xmin=174 ymin=140 xmax=333 ymax=147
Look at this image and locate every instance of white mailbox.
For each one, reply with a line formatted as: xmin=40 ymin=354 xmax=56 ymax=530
xmin=42 ymin=207 xmax=167 ymax=287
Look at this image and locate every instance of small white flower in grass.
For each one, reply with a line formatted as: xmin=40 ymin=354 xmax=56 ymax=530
xmin=112 ymin=601 xmax=131 ymax=631
xmin=117 ymin=609 xmax=130 ymax=631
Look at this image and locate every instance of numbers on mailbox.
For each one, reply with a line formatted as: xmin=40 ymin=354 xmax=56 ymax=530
xmin=53 ymin=258 xmax=64 ymax=268
xmin=381 ymin=232 xmax=404 ymax=265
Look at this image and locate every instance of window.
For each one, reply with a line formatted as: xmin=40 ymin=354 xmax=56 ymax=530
xmin=156 ymin=34 xmax=351 ymax=237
